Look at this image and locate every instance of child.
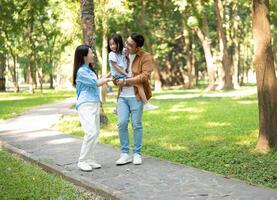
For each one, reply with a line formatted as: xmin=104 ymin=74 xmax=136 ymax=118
xmin=73 ymin=44 xmax=112 ymax=172
xmin=108 ymin=34 xmax=158 ymax=111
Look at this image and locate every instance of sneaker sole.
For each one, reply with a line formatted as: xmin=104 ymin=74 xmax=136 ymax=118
xmin=78 ymin=168 xmax=93 ymax=172
xmin=116 ymin=160 xmax=132 ymax=165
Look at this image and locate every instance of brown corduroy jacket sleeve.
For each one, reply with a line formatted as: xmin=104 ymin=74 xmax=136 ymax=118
xmin=125 ymin=53 xmax=154 ymax=86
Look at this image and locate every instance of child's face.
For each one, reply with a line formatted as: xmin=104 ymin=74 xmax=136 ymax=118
xmin=109 ymin=39 xmax=117 ymax=52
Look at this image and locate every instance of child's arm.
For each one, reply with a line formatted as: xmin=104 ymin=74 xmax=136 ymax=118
xmin=111 ymin=61 xmax=128 ymax=76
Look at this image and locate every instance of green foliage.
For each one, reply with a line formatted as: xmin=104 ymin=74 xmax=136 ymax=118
xmin=58 ymin=87 xmax=277 ymax=188
xmin=0 ymin=150 xmax=98 ymax=200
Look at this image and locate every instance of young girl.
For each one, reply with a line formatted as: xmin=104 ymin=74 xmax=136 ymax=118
xmin=108 ymin=34 xmax=158 ymax=111
xmin=73 ymin=45 xmax=112 ymax=172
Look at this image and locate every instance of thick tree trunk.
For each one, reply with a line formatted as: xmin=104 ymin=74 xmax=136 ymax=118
xmin=214 ymin=0 xmax=233 ymax=89
xmin=252 ymin=0 xmax=277 ymax=151
xmin=80 ymin=0 xmax=108 ymax=126
xmin=80 ymin=0 xmax=96 ymax=51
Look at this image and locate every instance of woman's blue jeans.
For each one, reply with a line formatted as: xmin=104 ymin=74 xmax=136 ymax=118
xmin=117 ymin=97 xmax=143 ymax=155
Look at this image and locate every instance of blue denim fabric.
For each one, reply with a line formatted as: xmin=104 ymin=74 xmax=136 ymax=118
xmin=113 ymin=74 xmax=128 ymax=80
xmin=76 ymin=64 xmax=100 ymax=110
xmin=117 ymin=97 xmax=143 ymax=154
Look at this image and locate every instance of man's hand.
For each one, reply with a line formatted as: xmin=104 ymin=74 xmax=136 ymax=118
xmin=116 ymin=78 xmax=125 ymax=86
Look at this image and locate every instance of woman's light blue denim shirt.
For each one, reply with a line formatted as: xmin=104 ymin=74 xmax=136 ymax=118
xmin=75 ymin=64 xmax=100 ymax=110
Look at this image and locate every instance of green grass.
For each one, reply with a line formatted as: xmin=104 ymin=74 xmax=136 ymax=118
xmin=0 ymin=89 xmax=74 ymax=120
xmin=0 ymin=149 xmax=101 ymax=200
xmin=56 ymin=87 xmax=277 ymax=188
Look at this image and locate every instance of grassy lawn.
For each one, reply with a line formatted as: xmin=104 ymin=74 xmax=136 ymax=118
xmin=56 ymin=86 xmax=277 ymax=188
xmin=0 ymin=149 xmax=102 ymax=200
xmin=0 ymin=89 xmax=75 ymax=120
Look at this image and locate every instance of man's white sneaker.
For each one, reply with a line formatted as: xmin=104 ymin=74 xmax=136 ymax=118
xmin=116 ymin=153 xmax=132 ymax=165
xmin=143 ymin=103 xmax=159 ymax=111
xmin=77 ymin=162 xmax=92 ymax=172
xmin=133 ymin=153 xmax=142 ymax=165
xmin=86 ymin=160 xmax=101 ymax=169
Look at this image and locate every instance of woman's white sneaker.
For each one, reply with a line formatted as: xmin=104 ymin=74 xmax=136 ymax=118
xmin=133 ymin=153 xmax=142 ymax=165
xmin=86 ymin=160 xmax=101 ymax=169
xmin=77 ymin=162 xmax=92 ymax=172
xmin=116 ymin=153 xmax=132 ymax=165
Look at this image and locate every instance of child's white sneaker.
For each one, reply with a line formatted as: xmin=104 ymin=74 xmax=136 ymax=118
xmin=143 ymin=103 xmax=159 ymax=111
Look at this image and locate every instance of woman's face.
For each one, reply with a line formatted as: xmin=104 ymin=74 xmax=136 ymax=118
xmin=109 ymin=39 xmax=117 ymax=52
xmin=85 ymin=48 xmax=95 ymax=64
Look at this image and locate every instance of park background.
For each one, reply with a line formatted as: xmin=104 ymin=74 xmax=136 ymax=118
xmin=0 ymin=0 xmax=276 ymax=199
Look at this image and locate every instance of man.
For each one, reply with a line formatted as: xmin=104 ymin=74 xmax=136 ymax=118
xmin=115 ymin=32 xmax=154 ymax=165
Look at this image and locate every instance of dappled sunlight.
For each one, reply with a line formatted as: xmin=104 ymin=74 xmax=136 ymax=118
xmin=47 ymin=137 xmax=76 ymax=144
xmin=151 ymin=87 xmax=257 ymax=100
xmin=205 ymin=122 xmax=231 ymax=128
xmin=201 ymin=135 xmax=225 ymax=143
xmin=237 ymin=100 xmax=257 ymax=105
xmin=168 ymin=104 xmax=205 ymax=113
xmin=160 ymin=142 xmax=188 ymax=151
xmin=0 ymin=96 xmax=27 ymax=101
xmin=153 ymin=93 xmax=199 ymax=100
xmin=235 ymin=130 xmax=258 ymax=147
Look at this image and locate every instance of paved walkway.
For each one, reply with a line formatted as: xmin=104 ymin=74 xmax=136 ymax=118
xmin=0 ymin=98 xmax=276 ymax=200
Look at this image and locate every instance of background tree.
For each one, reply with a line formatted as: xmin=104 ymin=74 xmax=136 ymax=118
xmin=252 ymin=0 xmax=277 ymax=151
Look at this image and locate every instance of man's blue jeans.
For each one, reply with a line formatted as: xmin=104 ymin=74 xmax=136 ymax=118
xmin=117 ymin=97 xmax=143 ymax=155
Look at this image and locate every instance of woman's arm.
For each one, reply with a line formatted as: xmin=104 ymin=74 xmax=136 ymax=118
xmin=97 ymin=72 xmax=113 ymax=86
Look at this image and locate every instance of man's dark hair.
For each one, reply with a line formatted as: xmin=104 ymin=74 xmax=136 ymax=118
xmin=130 ymin=32 xmax=144 ymax=47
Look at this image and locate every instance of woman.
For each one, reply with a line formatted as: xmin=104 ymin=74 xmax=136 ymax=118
xmin=73 ymin=44 xmax=112 ymax=172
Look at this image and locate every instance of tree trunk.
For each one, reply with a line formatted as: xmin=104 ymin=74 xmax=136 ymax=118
xmin=214 ymin=0 xmax=233 ymax=89
xmin=0 ymin=53 xmax=6 ymax=91
xmin=49 ymin=72 xmax=54 ymax=89
xmin=101 ymin=24 xmax=108 ymax=102
xmin=12 ymin=55 xmax=19 ymax=92
xmin=183 ymin=23 xmax=194 ymax=89
xmin=252 ymin=0 xmax=277 ymax=151
xmin=28 ymin=15 xmax=35 ymax=94
xmin=80 ymin=0 xmax=96 ymax=52
xmin=80 ymin=0 xmax=108 ymax=126
xmin=230 ymin=2 xmax=240 ymax=89
xmin=195 ymin=24 xmax=216 ymax=91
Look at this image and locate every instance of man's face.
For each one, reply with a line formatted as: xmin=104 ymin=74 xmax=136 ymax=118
xmin=125 ymin=37 xmax=139 ymax=54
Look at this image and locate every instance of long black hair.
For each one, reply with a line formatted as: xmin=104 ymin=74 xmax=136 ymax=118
xmin=72 ymin=45 xmax=97 ymax=87
xmin=108 ymin=34 xmax=124 ymax=53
